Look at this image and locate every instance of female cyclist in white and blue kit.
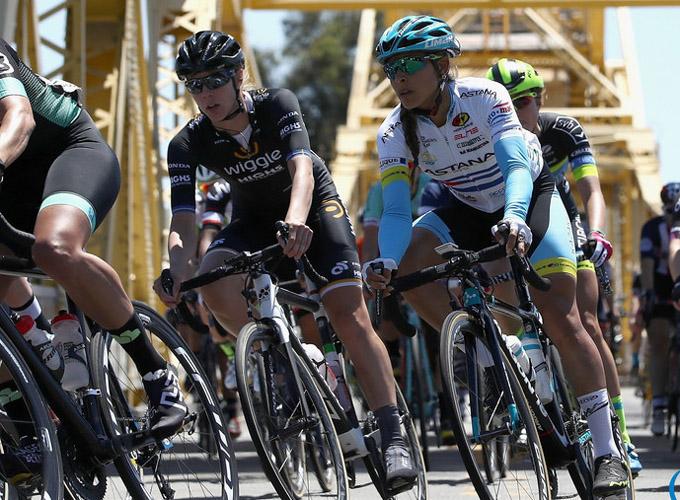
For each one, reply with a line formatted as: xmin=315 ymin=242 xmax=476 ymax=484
xmin=361 ymin=15 xmax=629 ymax=496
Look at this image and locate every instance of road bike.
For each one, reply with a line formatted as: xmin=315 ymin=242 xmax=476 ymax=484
xmin=179 ymin=221 xmax=427 ymax=499
xmin=385 ymin=240 xmax=635 ymax=500
xmin=0 ymin=214 xmax=238 ymax=499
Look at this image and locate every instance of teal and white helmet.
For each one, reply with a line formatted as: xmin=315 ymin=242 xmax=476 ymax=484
xmin=375 ymin=15 xmax=461 ymax=63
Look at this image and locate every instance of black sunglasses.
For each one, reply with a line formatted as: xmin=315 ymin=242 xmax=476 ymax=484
xmin=184 ymin=71 xmax=235 ymax=94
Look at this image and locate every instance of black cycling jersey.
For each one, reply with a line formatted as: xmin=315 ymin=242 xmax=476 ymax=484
xmin=167 ymin=88 xmax=337 ymax=220
xmin=537 ymin=112 xmax=598 ymax=250
xmin=0 ymin=38 xmax=119 ymax=255
xmin=671 ymin=193 xmax=680 ymax=238
xmin=169 ymin=88 xmax=361 ymax=290
xmin=640 ymin=215 xmax=673 ymax=301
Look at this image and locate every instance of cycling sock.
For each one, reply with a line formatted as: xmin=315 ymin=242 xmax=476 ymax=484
xmin=375 ymin=404 xmax=405 ymax=449
xmin=10 ymin=294 xmax=52 ymax=332
xmin=578 ymin=388 xmax=619 ymax=459
xmin=611 ymin=394 xmax=630 ymax=443
xmin=109 ymin=313 xmax=166 ymax=374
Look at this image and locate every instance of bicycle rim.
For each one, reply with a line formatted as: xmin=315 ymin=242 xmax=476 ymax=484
xmin=91 ymin=301 xmax=238 ymax=500
xmin=235 ymin=322 xmax=347 ymax=499
xmin=0 ymin=331 xmax=62 ymax=500
xmin=440 ymin=310 xmax=549 ymax=500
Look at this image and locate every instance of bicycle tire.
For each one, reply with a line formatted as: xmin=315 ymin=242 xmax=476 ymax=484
xmin=0 ymin=329 xmax=63 ymax=500
xmin=408 ymin=335 xmax=430 ymax=471
xmin=440 ymin=310 xmax=550 ymax=500
xmin=235 ymin=321 xmax=348 ymax=500
xmin=90 ymin=301 xmax=238 ymax=500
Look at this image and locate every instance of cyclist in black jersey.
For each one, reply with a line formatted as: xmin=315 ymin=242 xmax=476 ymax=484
xmin=0 ymin=38 xmax=187 ymax=453
xmin=640 ymin=182 xmax=680 ymax=435
xmin=486 ymin=57 xmax=640 ymax=478
xmin=152 ymin=30 xmax=417 ymax=491
xmin=670 ymin=188 xmax=680 ymax=311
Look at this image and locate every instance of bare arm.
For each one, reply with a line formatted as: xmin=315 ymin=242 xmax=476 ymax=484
xmin=576 ymin=175 xmax=607 ymax=233
xmin=198 ymin=226 xmax=218 ymax=261
xmin=153 ymin=211 xmax=197 ymax=306
xmin=0 ymin=95 xmax=35 ymax=166
xmin=362 ymin=224 xmax=379 ymax=264
xmin=282 ymin=154 xmax=314 ymax=259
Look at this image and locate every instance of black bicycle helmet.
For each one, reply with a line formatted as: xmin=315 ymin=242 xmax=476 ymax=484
xmin=175 ymin=30 xmax=245 ymax=80
xmin=661 ymin=182 xmax=680 ymax=206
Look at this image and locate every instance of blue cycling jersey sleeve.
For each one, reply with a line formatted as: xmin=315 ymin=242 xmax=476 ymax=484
xmin=378 ymin=177 xmax=413 ymax=266
xmin=494 ymin=135 xmax=533 ymax=222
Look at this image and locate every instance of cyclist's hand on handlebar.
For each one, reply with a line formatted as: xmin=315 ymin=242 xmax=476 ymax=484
xmin=491 ymin=218 xmax=532 ymax=257
xmin=153 ymin=268 xmax=183 ymax=308
xmin=584 ymin=230 xmax=613 ymax=267
xmin=277 ymin=221 xmax=313 ymax=259
xmin=361 ymin=258 xmax=397 ymax=293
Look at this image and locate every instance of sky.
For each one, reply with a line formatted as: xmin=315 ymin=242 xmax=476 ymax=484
xmin=243 ymin=7 xmax=680 ymax=186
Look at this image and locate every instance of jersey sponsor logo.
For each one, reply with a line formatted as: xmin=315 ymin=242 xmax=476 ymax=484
xmin=0 ymin=53 xmax=13 ymax=76
xmin=279 ymin=122 xmax=301 ymax=139
xmin=224 ymin=149 xmax=283 ymax=176
xmin=234 ymin=142 xmax=260 ymax=160
xmin=421 ymin=151 xmax=437 ymax=165
xmin=455 ymin=192 xmax=478 ymax=203
xmin=420 ymin=136 xmax=437 ymax=148
xmin=453 ymin=126 xmax=479 ymax=140
xmin=168 ymin=162 xmax=191 ymax=171
xmin=379 ymin=157 xmax=404 ymax=168
xmin=321 ymin=199 xmax=345 ymax=219
xmin=276 ymin=110 xmax=300 ymax=126
xmin=236 ymin=164 xmax=286 ymax=184
xmin=487 ymin=103 xmax=512 ymax=125
xmin=170 ymin=174 xmax=192 ymax=186
xmin=488 ymin=186 xmax=505 ymax=198
xmin=456 ymin=136 xmax=483 ymax=149
xmin=459 ymin=89 xmax=497 ymax=99
xmin=461 ymin=140 xmax=488 ymax=154
xmin=380 ymin=121 xmax=400 ymax=143
xmin=421 ymin=151 xmax=495 ymax=176
xmin=452 ymin=112 xmax=470 ymax=126
xmin=252 ymin=89 xmax=270 ymax=102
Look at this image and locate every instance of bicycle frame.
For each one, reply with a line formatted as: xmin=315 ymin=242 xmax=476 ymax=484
xmin=0 ymin=258 xmax=173 ymax=464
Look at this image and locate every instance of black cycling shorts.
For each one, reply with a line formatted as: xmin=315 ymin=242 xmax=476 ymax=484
xmin=0 ymin=110 xmax=120 ymax=257
xmin=206 ymin=197 xmax=362 ymax=294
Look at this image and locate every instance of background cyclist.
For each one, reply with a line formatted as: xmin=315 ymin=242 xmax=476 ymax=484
xmin=486 ymin=57 xmax=641 ymax=474
xmin=639 ymin=182 xmax=680 ymax=435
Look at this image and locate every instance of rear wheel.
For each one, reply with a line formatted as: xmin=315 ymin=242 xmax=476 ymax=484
xmin=235 ymin=321 xmax=347 ymax=499
xmin=440 ymin=310 xmax=549 ymax=500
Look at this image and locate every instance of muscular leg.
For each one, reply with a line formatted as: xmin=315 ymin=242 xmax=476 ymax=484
xmin=532 ymin=272 xmax=606 ymax=396
xmin=646 ymin=316 xmax=672 ymax=403
xmin=322 ymin=285 xmax=396 ymax=410
xmin=31 ymin=205 xmax=133 ymax=330
xmin=198 ymin=250 xmax=251 ymax=337
xmin=577 ymin=269 xmax=622 ymax=398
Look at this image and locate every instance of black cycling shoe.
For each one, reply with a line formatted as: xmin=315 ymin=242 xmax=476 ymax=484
xmin=592 ymin=454 xmax=629 ymax=497
xmin=0 ymin=435 xmax=42 ymax=487
xmin=143 ymin=363 xmax=188 ymax=440
xmin=383 ymin=443 xmax=417 ymax=494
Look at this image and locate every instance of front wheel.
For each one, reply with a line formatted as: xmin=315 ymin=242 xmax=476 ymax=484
xmin=0 ymin=329 xmax=63 ymax=500
xmin=235 ymin=321 xmax=348 ymax=500
xmin=440 ymin=310 xmax=550 ymax=500
xmin=91 ymin=301 xmax=238 ymax=500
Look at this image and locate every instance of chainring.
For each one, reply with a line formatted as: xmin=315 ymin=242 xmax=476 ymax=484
xmin=59 ymin=428 xmax=107 ymax=500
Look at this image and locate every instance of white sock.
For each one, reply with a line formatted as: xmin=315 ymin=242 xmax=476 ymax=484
xmin=12 ymin=294 xmax=41 ymax=320
xmin=577 ymin=388 xmax=619 ymax=459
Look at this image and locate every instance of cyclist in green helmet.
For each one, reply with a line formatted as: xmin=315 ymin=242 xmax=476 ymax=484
xmin=487 ymin=57 xmax=642 ymax=475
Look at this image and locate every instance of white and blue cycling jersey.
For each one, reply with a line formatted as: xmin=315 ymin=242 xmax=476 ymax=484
xmin=376 ymin=77 xmax=544 ymax=265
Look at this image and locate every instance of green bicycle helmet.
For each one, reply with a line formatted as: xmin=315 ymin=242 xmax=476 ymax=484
xmin=375 ymin=15 xmax=461 ymax=64
xmin=485 ymin=58 xmax=544 ymax=98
